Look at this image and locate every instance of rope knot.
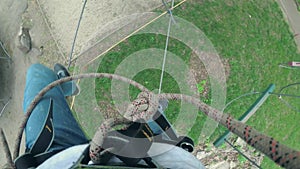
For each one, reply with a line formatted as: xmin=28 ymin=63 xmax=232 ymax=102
xmin=90 ymin=91 xmax=159 ymax=164
xmin=124 ymin=91 xmax=159 ymax=122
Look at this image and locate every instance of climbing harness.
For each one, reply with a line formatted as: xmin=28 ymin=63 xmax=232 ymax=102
xmin=89 ymin=91 xmax=194 ymax=167
xmin=2 ymin=0 xmax=300 ymax=168
xmin=14 ymin=99 xmax=59 ymax=169
xmin=6 ymin=73 xmax=299 ymax=169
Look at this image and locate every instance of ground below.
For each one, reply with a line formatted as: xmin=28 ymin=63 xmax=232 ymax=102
xmin=0 ymin=0 xmax=299 ymax=168
xmin=0 ymin=0 xmax=161 ymax=167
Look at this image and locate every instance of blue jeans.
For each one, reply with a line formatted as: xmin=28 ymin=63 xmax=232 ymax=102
xmin=23 ymin=64 xmax=88 ymax=152
xmin=23 ymin=64 xmax=165 ymax=152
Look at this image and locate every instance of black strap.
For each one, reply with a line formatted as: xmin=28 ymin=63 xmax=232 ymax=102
xmin=15 ymin=99 xmax=58 ymax=169
xmin=80 ymin=144 xmax=91 ymax=164
xmin=30 ymin=99 xmax=55 ymax=154
xmin=152 ymin=111 xmax=178 ymax=141
xmin=110 ymin=122 xmax=154 ymax=166
xmin=14 ymin=150 xmax=60 ymax=169
xmin=143 ymin=157 xmax=158 ymax=168
xmin=153 ymin=111 xmax=194 ymax=152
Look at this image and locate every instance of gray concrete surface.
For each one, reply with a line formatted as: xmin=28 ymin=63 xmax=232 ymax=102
xmin=37 ymin=0 xmax=162 ymax=60
xmin=0 ymin=0 xmax=162 ymax=167
xmin=277 ymin=0 xmax=300 ymax=52
xmin=0 ymin=0 xmax=29 ymax=167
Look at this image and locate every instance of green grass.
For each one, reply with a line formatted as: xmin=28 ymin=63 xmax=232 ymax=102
xmin=175 ymin=1 xmax=300 ymax=168
xmin=183 ymin=1 xmax=299 ymax=168
xmin=297 ymin=0 xmax=300 ymax=11
xmin=83 ymin=0 xmax=300 ymax=168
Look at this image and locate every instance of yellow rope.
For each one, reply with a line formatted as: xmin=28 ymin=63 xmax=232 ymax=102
xmin=72 ymin=0 xmax=186 ymax=68
xmin=70 ymin=86 xmax=77 ymax=109
xmin=70 ymin=0 xmax=187 ymax=110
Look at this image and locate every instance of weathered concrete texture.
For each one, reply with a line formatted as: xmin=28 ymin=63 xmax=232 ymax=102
xmin=277 ymin=0 xmax=300 ymax=52
xmin=0 ymin=0 xmax=163 ymax=167
xmin=0 ymin=0 xmax=27 ymax=45
xmin=38 ymin=0 xmax=162 ymax=58
xmin=0 ymin=0 xmax=28 ymax=167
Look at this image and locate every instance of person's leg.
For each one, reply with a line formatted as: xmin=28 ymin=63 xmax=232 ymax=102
xmin=60 ymin=81 xmax=79 ymax=96
xmin=23 ymin=64 xmax=88 ymax=152
xmin=54 ymin=63 xmax=79 ymax=96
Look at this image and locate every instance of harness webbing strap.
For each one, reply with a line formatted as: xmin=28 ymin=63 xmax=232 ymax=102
xmin=30 ymin=99 xmax=55 ymax=154
xmin=152 ymin=111 xmax=177 ymax=141
xmin=15 ymin=99 xmax=57 ymax=169
xmin=14 ymin=150 xmax=60 ymax=169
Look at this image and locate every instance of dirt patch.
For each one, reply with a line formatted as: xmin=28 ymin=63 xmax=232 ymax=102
xmin=194 ymin=137 xmax=264 ymax=169
xmin=188 ymin=51 xmax=231 ymax=100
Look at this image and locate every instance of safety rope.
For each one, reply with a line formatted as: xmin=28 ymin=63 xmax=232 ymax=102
xmin=72 ymin=0 xmax=187 ymax=67
xmin=68 ymin=0 xmax=88 ymax=69
xmin=13 ymin=73 xmax=149 ymax=160
xmin=9 ymin=73 xmax=300 ymax=169
xmin=3 ymin=1 xmax=298 ymax=168
xmin=158 ymin=0 xmax=175 ymax=94
xmin=69 ymin=0 xmax=187 ymax=110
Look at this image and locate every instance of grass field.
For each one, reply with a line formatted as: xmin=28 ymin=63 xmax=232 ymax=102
xmin=296 ymin=0 xmax=300 ymax=11
xmin=81 ymin=0 xmax=300 ymax=168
